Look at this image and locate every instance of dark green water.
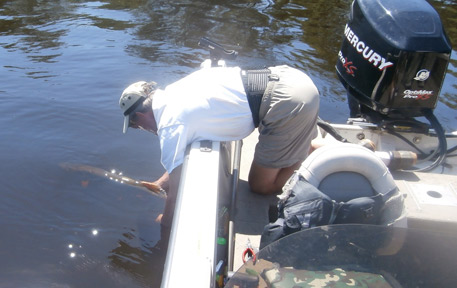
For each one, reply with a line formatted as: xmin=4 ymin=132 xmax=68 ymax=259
xmin=1 ymin=1 xmax=456 ymax=286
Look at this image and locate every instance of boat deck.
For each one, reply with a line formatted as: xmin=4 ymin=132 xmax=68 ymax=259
xmin=233 ymin=130 xmax=273 ymax=272
xmin=232 ymin=130 xmax=457 ymax=273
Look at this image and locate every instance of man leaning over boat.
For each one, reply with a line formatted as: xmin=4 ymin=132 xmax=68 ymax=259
xmin=118 ymin=65 xmax=319 ymax=230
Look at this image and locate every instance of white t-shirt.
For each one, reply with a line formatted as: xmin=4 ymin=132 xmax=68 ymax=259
xmin=153 ymin=67 xmax=255 ymax=173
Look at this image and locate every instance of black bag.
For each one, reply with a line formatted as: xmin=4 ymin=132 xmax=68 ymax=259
xmin=260 ymin=173 xmax=383 ymax=249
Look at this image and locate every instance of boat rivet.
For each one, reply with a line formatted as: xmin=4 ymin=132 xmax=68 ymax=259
xmin=357 ymin=133 xmax=365 ymax=140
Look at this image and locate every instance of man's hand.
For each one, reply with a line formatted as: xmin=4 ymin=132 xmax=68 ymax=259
xmin=139 ymin=172 xmax=169 ymax=199
xmin=140 ymin=181 xmax=165 ymax=194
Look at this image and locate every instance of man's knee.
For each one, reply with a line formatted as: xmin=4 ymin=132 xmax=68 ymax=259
xmin=249 ymin=162 xmax=280 ymax=195
xmin=248 ymin=160 xmax=302 ymax=195
xmin=248 ymin=179 xmax=279 ymax=195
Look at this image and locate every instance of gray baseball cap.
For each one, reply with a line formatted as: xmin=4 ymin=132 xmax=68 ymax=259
xmin=119 ymin=81 xmax=154 ymax=133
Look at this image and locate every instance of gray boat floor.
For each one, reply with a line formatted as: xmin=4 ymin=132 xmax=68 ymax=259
xmin=233 ymin=131 xmax=457 ymax=272
xmin=233 ymin=130 xmax=275 ymax=272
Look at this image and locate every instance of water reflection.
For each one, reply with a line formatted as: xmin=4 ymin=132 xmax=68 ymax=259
xmin=4 ymin=0 xmax=452 ymax=115
xmin=127 ymin=0 xmax=354 ymax=70
xmin=109 ymin=227 xmax=169 ymax=287
xmin=1 ymin=1 xmax=69 ymax=63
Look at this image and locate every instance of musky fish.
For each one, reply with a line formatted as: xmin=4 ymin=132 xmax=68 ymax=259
xmin=60 ymin=163 xmax=167 ymax=199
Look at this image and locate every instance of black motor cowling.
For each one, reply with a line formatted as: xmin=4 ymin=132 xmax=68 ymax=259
xmin=336 ymin=0 xmax=452 ymax=119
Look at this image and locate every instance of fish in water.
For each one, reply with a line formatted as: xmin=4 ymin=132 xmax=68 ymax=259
xmin=60 ymin=163 xmax=167 ymax=199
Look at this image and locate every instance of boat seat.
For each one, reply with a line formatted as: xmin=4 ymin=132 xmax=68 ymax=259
xmin=298 ymin=143 xmax=405 ymax=225
xmin=260 ymin=143 xmax=406 ymax=249
xmin=318 ymin=171 xmax=375 ymax=202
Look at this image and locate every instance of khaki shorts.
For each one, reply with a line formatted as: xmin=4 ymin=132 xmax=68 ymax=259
xmin=254 ymin=65 xmax=320 ymax=168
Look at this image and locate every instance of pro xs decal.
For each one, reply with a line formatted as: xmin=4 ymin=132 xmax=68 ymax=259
xmin=403 ymin=90 xmax=434 ymax=100
xmin=338 ymin=51 xmax=357 ymax=76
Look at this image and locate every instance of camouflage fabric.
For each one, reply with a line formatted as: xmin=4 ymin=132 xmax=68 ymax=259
xmin=263 ymin=266 xmax=393 ymax=288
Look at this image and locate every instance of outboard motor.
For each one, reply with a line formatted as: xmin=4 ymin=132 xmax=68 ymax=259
xmin=336 ymin=0 xmax=452 ymax=120
xmin=335 ymin=0 xmax=452 ymax=171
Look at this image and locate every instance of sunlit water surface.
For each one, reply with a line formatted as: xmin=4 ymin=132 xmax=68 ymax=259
xmin=1 ymin=0 xmax=456 ymax=287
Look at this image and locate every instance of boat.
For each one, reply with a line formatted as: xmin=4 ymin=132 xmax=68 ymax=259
xmin=160 ymin=0 xmax=457 ymax=287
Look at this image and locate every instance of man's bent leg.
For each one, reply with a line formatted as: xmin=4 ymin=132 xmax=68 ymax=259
xmin=248 ymin=160 xmax=301 ymax=195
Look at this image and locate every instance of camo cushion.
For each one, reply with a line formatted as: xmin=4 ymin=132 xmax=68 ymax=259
xmin=263 ymin=266 xmax=393 ymax=288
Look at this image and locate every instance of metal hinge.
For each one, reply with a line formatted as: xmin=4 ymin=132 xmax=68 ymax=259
xmin=200 ymin=140 xmax=212 ymax=152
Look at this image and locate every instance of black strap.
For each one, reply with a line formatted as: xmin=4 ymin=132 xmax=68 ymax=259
xmin=241 ymin=69 xmax=272 ymax=127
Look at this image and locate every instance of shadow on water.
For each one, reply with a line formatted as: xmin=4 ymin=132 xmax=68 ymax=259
xmin=1 ymin=0 xmax=457 ymax=287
